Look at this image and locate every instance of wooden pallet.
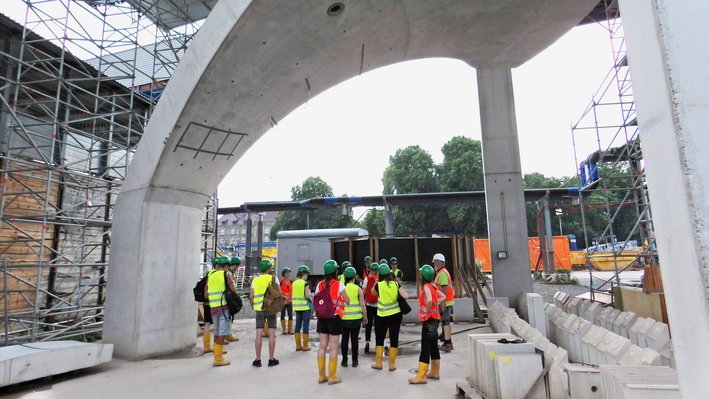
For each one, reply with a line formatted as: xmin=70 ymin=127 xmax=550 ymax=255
xmin=456 ymin=378 xmax=485 ymax=399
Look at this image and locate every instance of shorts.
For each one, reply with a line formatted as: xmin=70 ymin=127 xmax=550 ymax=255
xmin=255 ymin=311 xmax=277 ymax=329
xmin=203 ymin=304 xmax=213 ymax=324
xmin=213 ymin=309 xmax=231 ymax=336
xmin=441 ymin=306 xmax=453 ymax=326
xmin=316 ymin=316 xmax=343 ymax=335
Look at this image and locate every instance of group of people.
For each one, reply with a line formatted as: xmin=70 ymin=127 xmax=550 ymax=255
xmin=199 ymin=252 xmax=456 ymax=386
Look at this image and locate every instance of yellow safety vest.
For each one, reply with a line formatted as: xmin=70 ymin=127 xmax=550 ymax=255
xmin=376 ymin=281 xmax=400 ymax=317
xmin=342 ymin=283 xmax=362 ymax=320
xmin=292 ymin=279 xmax=309 ymax=311
xmin=252 ymin=274 xmax=272 ymax=311
xmin=207 ymin=270 xmax=227 ymax=308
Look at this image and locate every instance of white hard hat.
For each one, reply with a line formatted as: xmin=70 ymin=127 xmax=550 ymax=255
xmin=432 ymin=253 xmax=445 ymax=263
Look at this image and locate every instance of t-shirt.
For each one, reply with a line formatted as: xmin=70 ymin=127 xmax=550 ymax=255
xmin=314 ymin=279 xmax=346 ymax=295
xmin=435 ymin=270 xmax=450 ymax=286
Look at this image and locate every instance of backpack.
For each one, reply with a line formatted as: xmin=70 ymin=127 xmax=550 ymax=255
xmin=193 ymin=273 xmax=208 ymax=302
xmin=314 ymin=280 xmax=336 ymax=319
xmin=222 ymin=272 xmax=243 ymax=315
xmin=262 ymin=275 xmax=286 ymax=316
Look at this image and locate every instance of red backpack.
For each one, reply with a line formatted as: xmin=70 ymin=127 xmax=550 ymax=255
xmin=314 ymin=280 xmax=336 ymax=319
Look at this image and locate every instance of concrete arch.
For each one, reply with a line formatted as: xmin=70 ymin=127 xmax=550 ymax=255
xmin=103 ymin=0 xmax=598 ymax=359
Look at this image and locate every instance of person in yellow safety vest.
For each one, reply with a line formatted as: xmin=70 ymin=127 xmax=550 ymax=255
xmin=204 ymin=256 xmax=237 ymax=367
xmin=338 ymin=261 xmax=351 ymax=284
xmin=223 ymin=256 xmax=241 ymax=343
xmin=433 ymin=253 xmax=455 ymax=352
xmin=371 ymin=264 xmax=409 ymax=371
xmin=362 ymin=262 xmax=379 ymax=354
xmin=340 ymin=266 xmax=367 ymax=368
xmin=201 ymin=257 xmax=218 ymax=354
xmin=315 ymin=260 xmax=350 ymax=385
xmin=280 ymin=267 xmax=293 ymax=335
xmin=390 ymin=257 xmax=403 ymax=283
xmin=292 ymin=265 xmax=312 ymax=352
xmin=249 ymin=259 xmax=279 ymax=367
xmin=409 ymin=264 xmax=445 ymax=384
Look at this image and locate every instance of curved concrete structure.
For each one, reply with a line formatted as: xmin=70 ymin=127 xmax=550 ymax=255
xmin=103 ymin=0 xmax=598 ymax=359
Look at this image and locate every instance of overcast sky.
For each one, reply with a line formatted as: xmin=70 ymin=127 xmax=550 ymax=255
xmin=0 ymin=3 xmax=615 ymax=215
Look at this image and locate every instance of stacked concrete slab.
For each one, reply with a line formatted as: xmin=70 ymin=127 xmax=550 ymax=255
xmin=599 ymin=365 xmax=680 ymax=398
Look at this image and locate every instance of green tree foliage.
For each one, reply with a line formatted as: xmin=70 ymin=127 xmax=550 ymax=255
xmin=361 ymin=208 xmax=386 ymax=236
xmin=269 ymin=177 xmax=355 ymax=240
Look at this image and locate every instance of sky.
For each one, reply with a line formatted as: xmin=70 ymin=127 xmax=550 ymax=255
xmin=0 ymin=2 xmax=616 ymax=216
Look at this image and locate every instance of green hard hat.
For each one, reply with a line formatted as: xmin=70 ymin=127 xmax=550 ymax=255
xmin=419 ymin=264 xmax=435 ymax=282
xmin=297 ymin=265 xmax=310 ymax=275
xmin=379 ymin=259 xmax=388 ymax=265
xmin=231 ymin=257 xmax=241 ymax=265
xmin=369 ymin=262 xmax=379 ymax=272
xmin=281 ymin=267 xmax=291 ymax=276
xmin=342 ymin=261 xmax=352 ymax=268
xmin=378 ymin=264 xmax=391 ymax=276
xmin=344 ymin=267 xmax=356 ymax=279
xmin=259 ymin=259 xmax=272 ymax=271
xmin=211 ymin=257 xmax=218 ymax=266
xmin=364 ymin=255 xmax=372 ymax=262
xmin=323 ymin=259 xmax=338 ymax=275
xmin=218 ymin=256 xmax=230 ymax=266
xmin=390 ymin=257 xmax=398 ymax=263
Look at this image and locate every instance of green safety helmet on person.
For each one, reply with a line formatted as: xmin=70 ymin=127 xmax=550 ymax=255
xmin=390 ymin=256 xmax=398 ymax=264
xmin=342 ymin=261 xmax=352 ymax=268
xmin=218 ymin=256 xmax=231 ymax=266
xmin=369 ymin=262 xmax=379 ymax=272
xmin=259 ymin=259 xmax=273 ymax=271
xmin=230 ymin=256 xmax=241 ymax=265
xmin=297 ymin=265 xmax=310 ymax=275
xmin=379 ymin=259 xmax=388 ymax=265
xmin=364 ymin=255 xmax=372 ymax=262
xmin=378 ymin=264 xmax=391 ymax=276
xmin=344 ymin=267 xmax=357 ymax=279
xmin=211 ymin=257 xmax=218 ymax=266
xmin=419 ymin=264 xmax=435 ymax=282
xmin=281 ymin=267 xmax=291 ymax=276
xmin=323 ymin=259 xmax=338 ymax=276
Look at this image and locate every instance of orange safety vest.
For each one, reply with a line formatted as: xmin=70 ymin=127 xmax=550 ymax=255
xmin=364 ymin=274 xmax=379 ymax=304
xmin=418 ymin=283 xmax=441 ymax=321
xmin=280 ymin=278 xmax=293 ymax=304
xmin=317 ymin=280 xmax=345 ymax=318
xmin=435 ymin=267 xmax=455 ymax=304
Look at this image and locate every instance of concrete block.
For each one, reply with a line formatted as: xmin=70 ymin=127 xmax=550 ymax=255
xmin=510 ymin=316 xmax=529 ymax=337
xmin=599 ymin=365 xmax=680 ymax=398
xmin=478 ymin=340 xmax=536 ymax=398
xmin=577 ymin=299 xmax=592 ymax=319
xmin=554 ymin=291 xmax=571 ymax=309
xmin=566 ymin=297 xmax=583 ymax=315
xmin=645 ymin=322 xmax=670 ymax=352
xmin=612 ymin=311 xmax=638 ymax=338
xmin=550 ymin=310 xmax=570 ymax=347
xmin=582 ymin=302 xmax=603 ymax=325
xmin=468 ymin=333 xmax=516 ymax=389
xmin=524 ymin=293 xmax=546 ymax=338
xmin=453 ymin=297 xmax=478 ymax=322
xmin=544 ymin=304 xmax=563 ymax=341
xmin=564 ymin=363 xmax=602 ymax=399
xmin=488 ymin=296 xmax=510 ymax=309
xmin=597 ymin=332 xmax=632 ymax=365
xmin=0 ymin=341 xmax=113 ymax=387
xmin=495 ymin=353 xmax=545 ymax=399
xmin=559 ymin=314 xmax=579 ymax=353
xmin=660 ymin=346 xmax=675 ymax=369
xmin=596 ymin=306 xmax=614 ymax=328
xmin=601 ymin=309 xmax=621 ymax=331
xmin=402 ymin=299 xmax=420 ymax=324
xmin=628 ymin=317 xmax=655 ymax=347
xmin=540 ymin=343 xmax=570 ymax=399
xmin=581 ymin=325 xmax=609 ymax=365
xmin=567 ymin=317 xmax=594 ymax=363
xmin=638 ymin=347 xmax=662 ymax=366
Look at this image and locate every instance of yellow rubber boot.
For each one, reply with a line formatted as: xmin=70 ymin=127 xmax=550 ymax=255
xmin=409 ymin=362 xmax=429 ymax=384
xmin=288 ymin=319 xmax=293 ymax=334
xmin=371 ymin=346 xmax=384 ymax=370
xmin=427 ymin=359 xmax=440 ymax=379
xmin=225 ymin=334 xmax=238 ymax=342
xmin=328 ymin=359 xmax=342 ymax=385
xmin=203 ymin=332 xmax=213 ymax=353
xmin=281 ymin=319 xmax=287 ymax=335
xmin=302 ymin=334 xmax=311 ymax=351
xmin=295 ymin=333 xmax=303 ymax=351
xmin=317 ymin=356 xmax=328 ymax=384
xmin=213 ymin=344 xmax=230 ymax=367
xmin=388 ymin=347 xmax=398 ymax=371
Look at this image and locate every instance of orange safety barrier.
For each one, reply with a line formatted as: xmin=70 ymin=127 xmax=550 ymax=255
xmin=475 ymin=236 xmax=571 ymax=273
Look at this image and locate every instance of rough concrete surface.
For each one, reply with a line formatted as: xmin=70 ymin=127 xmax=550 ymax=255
xmin=0 ymin=319 xmax=488 ymax=398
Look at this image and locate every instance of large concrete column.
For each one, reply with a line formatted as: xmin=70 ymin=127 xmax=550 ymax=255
xmin=103 ymin=188 xmax=206 ymax=359
xmin=619 ymin=1 xmax=709 ymax=396
xmin=477 ymin=68 xmax=532 ymax=308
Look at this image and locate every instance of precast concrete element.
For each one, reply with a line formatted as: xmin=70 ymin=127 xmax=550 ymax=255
xmin=565 ymin=297 xmax=583 ymax=316
xmin=0 ymin=341 xmax=112 ymax=387
xmin=617 ymin=344 xmax=662 ymax=367
xmin=601 ymin=308 xmax=621 ymax=331
xmin=453 ymin=297 xmax=480 ymax=322
xmin=597 ymin=333 xmax=632 ymax=365
xmin=468 ymin=333 xmax=516 ymax=389
xmin=564 ymin=363 xmax=602 ymax=399
xmin=567 ymin=317 xmax=593 ymax=363
xmin=554 ymin=291 xmax=571 ymax=309
xmin=494 ymin=353 xmax=545 ymax=399
xmin=612 ymin=311 xmax=638 ymax=338
xmin=401 ymin=299 xmax=420 ymax=324
xmin=599 ymin=365 xmax=680 ymax=398
xmin=477 ymin=340 xmax=537 ymax=398
xmin=628 ymin=317 xmax=655 ymax=348
xmin=103 ymin=0 xmax=602 ymax=359
xmin=645 ymin=322 xmax=670 ymax=352
xmin=582 ymin=301 xmax=603 ymax=325
xmin=544 ymin=303 xmax=563 ymax=342
xmin=620 ymin=1 xmax=709 ymax=396
xmin=581 ymin=325 xmax=609 ymax=365
xmin=520 ymin=293 xmax=546 ymax=337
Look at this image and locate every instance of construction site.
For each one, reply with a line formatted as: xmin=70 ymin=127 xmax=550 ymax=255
xmin=0 ymin=1 xmax=707 ymax=398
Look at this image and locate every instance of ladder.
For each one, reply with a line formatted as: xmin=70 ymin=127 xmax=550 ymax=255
xmin=235 ymin=265 xmax=246 ymax=290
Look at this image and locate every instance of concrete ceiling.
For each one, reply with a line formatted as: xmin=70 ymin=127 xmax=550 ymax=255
xmin=124 ymin=0 xmax=598 ymax=206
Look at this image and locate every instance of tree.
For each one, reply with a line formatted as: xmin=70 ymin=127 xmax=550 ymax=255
xmin=437 ymin=136 xmax=487 ymax=236
xmin=269 ymin=176 xmax=355 ymax=240
xmin=360 ymin=208 xmax=386 ymax=236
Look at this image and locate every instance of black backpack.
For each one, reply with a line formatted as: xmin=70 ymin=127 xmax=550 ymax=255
xmin=193 ymin=273 xmax=208 ymax=302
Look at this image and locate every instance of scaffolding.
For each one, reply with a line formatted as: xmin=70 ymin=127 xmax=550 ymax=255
xmin=570 ymin=1 xmax=658 ymax=302
xmin=0 ymin=0 xmax=208 ymax=345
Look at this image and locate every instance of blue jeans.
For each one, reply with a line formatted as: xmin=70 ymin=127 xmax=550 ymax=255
xmin=295 ymin=309 xmax=311 ymax=333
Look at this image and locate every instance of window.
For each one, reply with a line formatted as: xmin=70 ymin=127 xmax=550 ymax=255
xmin=220 ymin=228 xmax=224 ymax=235
xmin=231 ymin=228 xmax=236 ymax=235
